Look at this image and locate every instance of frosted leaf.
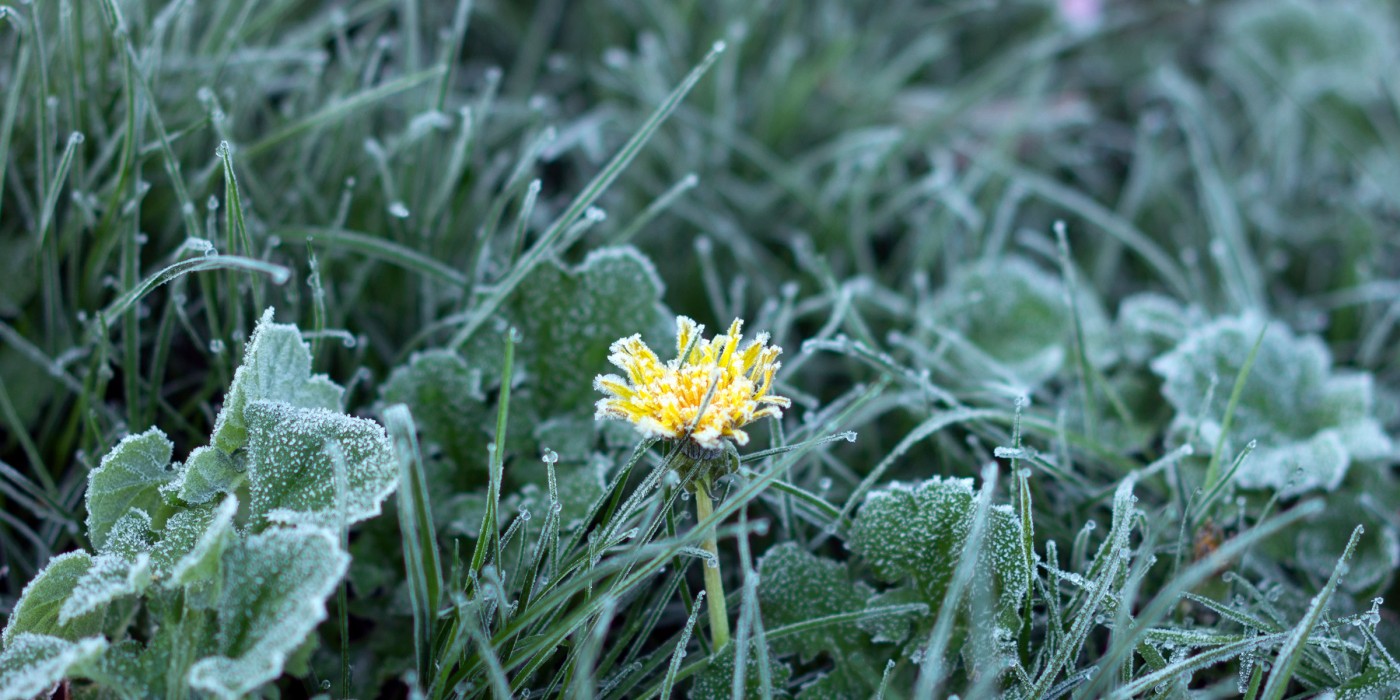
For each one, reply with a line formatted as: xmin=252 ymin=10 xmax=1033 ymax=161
xmin=150 ymin=495 xmax=238 ymax=588
xmin=210 ymin=308 xmax=344 ymax=454
xmin=101 ymin=508 xmax=154 ymax=558
xmin=244 ymin=401 xmax=397 ymax=528
xmin=2 ymin=552 xmax=101 ymax=646
xmin=186 ymin=527 xmax=349 ymax=699
xmin=1151 ymin=313 xmax=1393 ymax=495
xmin=932 ymin=256 xmax=1113 ymax=387
xmin=848 ymin=477 xmax=1028 ymax=629
xmin=381 ymin=349 xmax=489 ymax=479
xmin=1115 ymin=293 xmax=1203 ymax=366
xmin=687 ymin=641 xmax=792 ymax=700
xmin=166 ymin=446 xmax=245 ymax=506
xmin=58 ymin=552 xmax=151 ymax=624
xmin=85 ymin=428 xmax=175 ymax=551
xmin=757 ymin=543 xmax=874 ymax=661
xmin=0 ymin=634 xmax=107 ymax=700
xmin=507 ymin=246 xmax=668 ymax=414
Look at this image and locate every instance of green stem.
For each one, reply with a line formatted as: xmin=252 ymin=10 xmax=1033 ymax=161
xmin=694 ymin=478 xmax=730 ymax=650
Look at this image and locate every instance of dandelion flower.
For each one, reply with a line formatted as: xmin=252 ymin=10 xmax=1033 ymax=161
xmin=594 ymin=316 xmax=790 ymax=452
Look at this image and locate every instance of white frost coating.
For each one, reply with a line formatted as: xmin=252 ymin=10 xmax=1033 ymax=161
xmin=2 ymin=551 xmax=94 ymax=647
xmin=168 ymin=495 xmax=239 ymax=588
xmin=1151 ymin=313 xmax=1394 ymax=496
xmin=85 ymin=427 xmax=174 ymax=552
xmin=186 ymin=527 xmax=350 ymax=700
xmin=0 ymin=634 xmax=107 ymax=700
xmin=210 ymin=308 xmax=344 ymax=454
xmin=58 ymin=552 xmax=151 ymax=624
xmin=245 ymin=400 xmax=397 ymax=529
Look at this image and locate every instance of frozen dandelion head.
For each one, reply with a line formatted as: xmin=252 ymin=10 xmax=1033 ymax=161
xmin=593 ymin=316 xmax=791 ymax=453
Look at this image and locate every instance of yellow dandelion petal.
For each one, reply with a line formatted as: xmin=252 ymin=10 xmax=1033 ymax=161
xmin=594 ymin=315 xmax=790 ymax=451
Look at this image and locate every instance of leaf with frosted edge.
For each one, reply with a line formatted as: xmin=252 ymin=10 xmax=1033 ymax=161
xmin=1151 ymin=313 xmax=1394 ymax=495
xmin=149 ymin=495 xmax=238 ymax=588
xmin=186 ymin=526 xmax=349 ymax=699
xmin=757 ymin=543 xmax=875 ymax=661
xmin=85 ymin=428 xmax=175 ymax=551
xmin=0 ymin=634 xmax=107 ymax=700
xmin=243 ymin=400 xmax=397 ymax=528
xmin=165 ymin=446 xmax=245 ymax=506
xmin=210 ymin=308 xmax=343 ymax=454
xmin=380 ymin=349 xmax=490 ymax=481
xmin=58 ymin=553 xmax=151 ymax=625
xmin=507 ymin=245 xmax=668 ymax=414
xmin=848 ymin=477 xmax=1028 ymax=630
xmin=100 ymin=508 xmax=154 ymax=558
xmin=932 ymin=255 xmax=1113 ymax=387
xmin=688 ymin=641 xmax=793 ymax=700
xmin=2 ymin=552 xmax=101 ymax=647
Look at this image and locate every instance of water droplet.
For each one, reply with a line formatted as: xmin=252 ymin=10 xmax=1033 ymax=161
xmin=541 ymin=449 xmax=558 ymax=465
xmin=817 ymin=477 xmax=833 ymax=491
xmin=320 ymin=680 xmax=331 ymax=690
xmin=388 ymin=201 xmax=410 ymax=218
xmin=209 ymin=339 xmax=226 ymax=354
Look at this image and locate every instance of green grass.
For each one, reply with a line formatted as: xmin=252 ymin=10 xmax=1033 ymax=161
xmin=2 ymin=0 xmax=1400 ymax=697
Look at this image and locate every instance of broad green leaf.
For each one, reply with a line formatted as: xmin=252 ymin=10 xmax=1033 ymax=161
xmin=166 ymin=447 xmax=245 ymax=506
xmin=149 ymin=495 xmax=238 ymax=588
xmin=848 ymin=477 xmax=1027 ymax=630
xmin=58 ymin=553 xmax=151 ymax=625
xmin=85 ymin=428 xmax=175 ymax=551
xmin=210 ymin=308 xmax=343 ymax=454
xmin=757 ymin=543 xmax=874 ymax=661
xmin=933 ymin=255 xmax=1112 ymax=387
xmin=1151 ymin=314 xmax=1393 ymax=494
xmin=2 ymin=552 xmax=102 ymax=646
xmin=507 ymin=246 xmax=668 ymax=414
xmin=186 ymin=527 xmax=349 ymax=699
xmin=244 ymin=400 xmax=397 ymax=528
xmin=77 ymin=640 xmax=151 ymax=700
xmin=380 ymin=349 xmax=490 ymax=484
xmin=1115 ymin=293 xmax=1202 ymax=366
xmin=0 ymin=634 xmax=107 ymax=700
xmin=688 ymin=641 xmax=793 ymax=700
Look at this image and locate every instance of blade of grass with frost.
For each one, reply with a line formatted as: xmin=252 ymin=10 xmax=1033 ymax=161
xmin=448 ymin=41 xmax=726 ymax=351
xmin=34 ymin=132 xmax=81 ymax=251
xmin=915 ymin=463 xmax=998 ymax=699
xmin=243 ymin=67 xmax=445 ymax=158
xmin=1258 ymin=525 xmax=1365 ymax=700
xmin=567 ymin=596 xmax=618 ymax=700
xmin=277 ymin=226 xmax=469 ymax=287
xmin=469 ymin=329 xmax=515 ymax=588
xmin=1200 ymin=324 xmax=1267 ymax=502
xmin=385 ymin=405 xmax=442 ymax=683
xmin=96 ymin=255 xmax=290 ymax=328
xmin=1079 ymin=499 xmax=1325 ymax=697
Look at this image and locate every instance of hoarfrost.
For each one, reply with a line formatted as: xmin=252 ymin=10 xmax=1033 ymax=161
xmin=210 ymin=308 xmax=344 ymax=454
xmin=245 ymin=401 xmax=397 ymax=528
xmin=85 ymin=428 xmax=174 ymax=551
xmin=0 ymin=634 xmax=107 ymax=700
xmin=1151 ymin=313 xmax=1394 ymax=495
xmin=1 ymin=551 xmax=99 ymax=646
xmin=186 ymin=527 xmax=349 ymax=699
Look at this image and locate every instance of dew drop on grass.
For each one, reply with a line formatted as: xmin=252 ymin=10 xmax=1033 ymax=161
xmin=817 ymin=477 xmax=833 ymax=492
xmin=388 ymin=201 xmax=410 ymax=219
xmin=320 ymin=680 xmax=331 ymax=690
xmin=209 ymin=339 xmax=225 ymax=354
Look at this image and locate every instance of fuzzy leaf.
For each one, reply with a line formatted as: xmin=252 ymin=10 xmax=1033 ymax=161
xmin=933 ymin=255 xmax=1112 ymax=387
xmin=2 ymin=552 xmax=102 ymax=646
xmin=58 ymin=552 xmax=151 ymax=625
xmin=0 ymin=634 xmax=107 ymax=700
xmin=244 ymin=400 xmax=397 ymax=528
xmin=211 ymin=308 xmax=343 ymax=454
xmin=1151 ymin=314 xmax=1394 ymax=495
xmin=380 ymin=349 xmax=489 ymax=482
xmin=757 ymin=543 xmax=874 ymax=660
xmin=150 ymin=495 xmax=239 ymax=588
xmin=688 ymin=642 xmax=793 ymax=700
xmin=186 ymin=527 xmax=349 ymax=699
xmin=85 ymin=428 xmax=175 ymax=551
xmin=508 ymin=246 xmax=668 ymax=414
xmin=848 ymin=477 xmax=1027 ymax=629
xmin=167 ymin=447 xmax=245 ymax=506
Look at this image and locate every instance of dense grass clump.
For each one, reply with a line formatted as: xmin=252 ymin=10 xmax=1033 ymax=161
xmin=1 ymin=0 xmax=1399 ymax=697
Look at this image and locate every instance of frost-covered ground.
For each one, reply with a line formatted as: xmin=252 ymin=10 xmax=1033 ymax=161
xmin=1 ymin=1 xmax=1399 ymax=697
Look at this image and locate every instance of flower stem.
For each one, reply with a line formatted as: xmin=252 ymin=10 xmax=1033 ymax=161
xmin=694 ymin=477 xmax=730 ymax=650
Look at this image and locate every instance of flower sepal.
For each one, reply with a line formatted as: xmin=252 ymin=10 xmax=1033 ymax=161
xmin=674 ymin=438 xmax=741 ymax=493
